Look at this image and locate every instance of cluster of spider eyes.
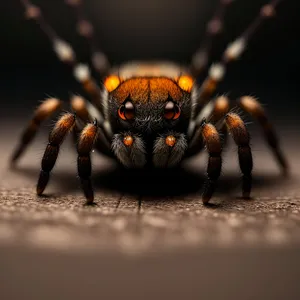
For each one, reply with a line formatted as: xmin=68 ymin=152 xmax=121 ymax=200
xmin=118 ymin=100 xmax=181 ymax=121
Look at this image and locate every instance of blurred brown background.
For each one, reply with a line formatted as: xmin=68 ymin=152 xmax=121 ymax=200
xmin=0 ymin=0 xmax=299 ymax=123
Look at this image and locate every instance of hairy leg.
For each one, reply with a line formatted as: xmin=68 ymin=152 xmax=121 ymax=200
xmin=188 ymin=96 xmax=229 ymax=156
xmin=191 ymin=0 xmax=234 ymax=75
xmin=11 ymin=98 xmax=62 ymax=165
xmin=201 ymin=122 xmax=223 ymax=204
xmin=77 ymin=120 xmax=99 ymax=205
xmin=71 ymin=95 xmax=112 ymax=157
xmin=210 ymin=96 xmax=230 ymax=146
xmin=193 ymin=0 xmax=283 ymax=115
xmin=20 ymin=0 xmax=106 ymax=116
xmin=64 ymin=0 xmax=109 ymax=75
xmin=37 ymin=113 xmax=76 ymax=195
xmin=225 ymin=113 xmax=253 ymax=198
xmin=239 ymin=96 xmax=288 ymax=173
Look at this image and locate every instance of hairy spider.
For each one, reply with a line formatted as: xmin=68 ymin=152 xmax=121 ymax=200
xmin=12 ymin=0 xmax=288 ymax=205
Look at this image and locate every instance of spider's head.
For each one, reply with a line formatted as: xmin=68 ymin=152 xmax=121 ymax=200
xmin=105 ymin=76 xmax=194 ymax=134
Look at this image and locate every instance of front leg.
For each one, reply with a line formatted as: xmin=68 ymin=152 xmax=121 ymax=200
xmin=37 ymin=113 xmax=76 ymax=195
xmin=153 ymin=132 xmax=188 ymax=168
xmin=112 ymin=132 xmax=146 ymax=168
xmin=77 ymin=120 xmax=99 ymax=205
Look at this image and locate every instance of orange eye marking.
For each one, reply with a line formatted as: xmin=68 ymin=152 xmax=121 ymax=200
xmin=177 ymin=75 xmax=194 ymax=92
xmin=104 ymin=75 xmax=121 ymax=92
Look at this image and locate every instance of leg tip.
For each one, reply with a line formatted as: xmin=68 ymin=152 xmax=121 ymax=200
xmin=80 ymin=178 xmax=95 ymax=205
xmin=9 ymin=159 xmax=17 ymax=170
xmin=36 ymin=186 xmax=45 ymax=196
xmin=84 ymin=194 xmax=95 ymax=205
xmin=202 ymin=179 xmax=216 ymax=205
xmin=242 ymin=192 xmax=251 ymax=200
xmin=84 ymin=200 xmax=97 ymax=207
xmin=281 ymin=165 xmax=290 ymax=177
xmin=84 ymin=192 xmax=96 ymax=206
xmin=10 ymin=152 xmax=21 ymax=168
xmin=202 ymin=196 xmax=211 ymax=205
xmin=36 ymin=170 xmax=50 ymax=196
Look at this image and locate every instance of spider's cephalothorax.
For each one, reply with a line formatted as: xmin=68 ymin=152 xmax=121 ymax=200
xmin=12 ymin=0 xmax=288 ymax=205
xmin=104 ymin=69 xmax=194 ymax=167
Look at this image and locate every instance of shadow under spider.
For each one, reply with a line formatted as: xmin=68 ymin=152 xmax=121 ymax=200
xmin=11 ymin=158 xmax=288 ymax=200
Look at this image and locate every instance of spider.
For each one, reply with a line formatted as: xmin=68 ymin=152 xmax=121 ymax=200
xmin=12 ymin=0 xmax=288 ymax=205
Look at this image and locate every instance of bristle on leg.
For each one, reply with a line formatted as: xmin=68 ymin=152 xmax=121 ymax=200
xmin=36 ymin=113 xmax=76 ymax=196
xmin=77 ymin=120 xmax=98 ymax=205
xmin=11 ymin=98 xmax=62 ymax=165
xmin=239 ymin=96 xmax=288 ymax=173
xmin=201 ymin=122 xmax=222 ymax=204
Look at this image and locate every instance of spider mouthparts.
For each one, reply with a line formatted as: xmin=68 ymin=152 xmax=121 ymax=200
xmin=165 ymin=135 xmax=176 ymax=147
xmin=123 ymin=135 xmax=134 ymax=147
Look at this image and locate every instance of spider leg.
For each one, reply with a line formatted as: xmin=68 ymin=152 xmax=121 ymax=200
xmin=37 ymin=113 xmax=76 ymax=196
xmin=10 ymin=98 xmax=62 ymax=165
xmin=71 ymin=95 xmax=112 ymax=157
xmin=188 ymin=96 xmax=229 ymax=156
xmin=200 ymin=122 xmax=223 ymax=204
xmin=210 ymin=96 xmax=230 ymax=147
xmin=191 ymin=0 xmax=234 ymax=75
xmin=64 ymin=0 xmax=109 ymax=75
xmin=153 ymin=132 xmax=188 ymax=168
xmin=20 ymin=0 xmax=105 ymax=116
xmin=238 ymin=96 xmax=288 ymax=173
xmin=194 ymin=95 xmax=230 ymax=126
xmin=71 ymin=95 xmax=91 ymax=142
xmin=209 ymin=96 xmax=230 ymax=124
xmin=225 ymin=113 xmax=253 ymax=198
xmin=71 ymin=95 xmax=91 ymax=123
xmin=77 ymin=120 xmax=99 ymax=205
xmin=111 ymin=133 xmax=146 ymax=168
xmin=193 ymin=0 xmax=283 ymax=116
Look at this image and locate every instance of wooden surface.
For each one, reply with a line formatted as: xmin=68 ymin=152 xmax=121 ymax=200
xmin=0 ymin=122 xmax=300 ymax=299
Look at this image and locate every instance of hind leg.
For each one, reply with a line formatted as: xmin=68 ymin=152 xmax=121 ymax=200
xmin=225 ymin=113 xmax=253 ymax=199
xmin=238 ymin=96 xmax=288 ymax=173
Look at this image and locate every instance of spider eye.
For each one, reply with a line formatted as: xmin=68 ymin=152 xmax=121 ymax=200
xmin=164 ymin=101 xmax=181 ymax=120
xmin=118 ymin=100 xmax=135 ymax=121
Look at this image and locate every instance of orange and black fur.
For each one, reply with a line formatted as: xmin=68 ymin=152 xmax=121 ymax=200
xmin=12 ymin=0 xmax=288 ymax=205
